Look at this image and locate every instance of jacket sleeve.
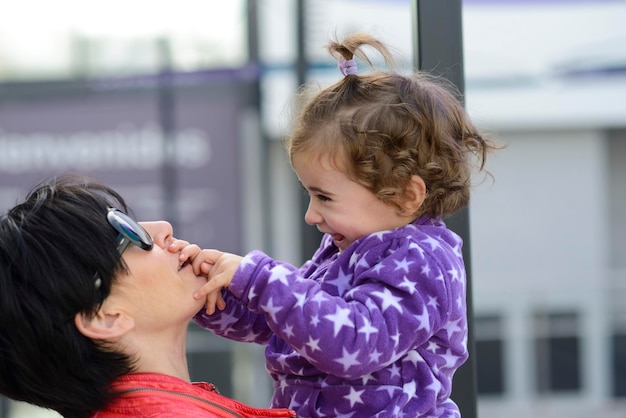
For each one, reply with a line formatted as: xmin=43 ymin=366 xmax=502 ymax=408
xmin=193 ymin=290 xmax=274 ymax=344
xmin=225 ymin=231 xmax=466 ymax=380
xmin=192 ymin=239 xmax=333 ymax=345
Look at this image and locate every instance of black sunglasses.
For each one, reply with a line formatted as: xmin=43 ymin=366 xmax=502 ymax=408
xmin=94 ymin=209 xmax=153 ymax=290
xmin=107 ymin=208 xmax=153 ymax=254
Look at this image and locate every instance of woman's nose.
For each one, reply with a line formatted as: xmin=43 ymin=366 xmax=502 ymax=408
xmin=140 ymin=221 xmax=173 ymax=247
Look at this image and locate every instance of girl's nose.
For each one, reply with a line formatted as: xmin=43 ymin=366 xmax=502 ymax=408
xmin=139 ymin=221 xmax=173 ymax=247
xmin=304 ymin=201 xmax=321 ymax=226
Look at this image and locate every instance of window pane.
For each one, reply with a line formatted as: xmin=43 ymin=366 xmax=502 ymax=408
xmin=476 ymin=339 xmax=504 ymax=394
xmin=475 ymin=315 xmax=505 ymax=395
xmin=613 ymin=334 xmax=626 ymax=397
xmin=534 ymin=311 xmax=581 ymax=394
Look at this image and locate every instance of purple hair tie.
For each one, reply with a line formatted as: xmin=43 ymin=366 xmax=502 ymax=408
xmin=338 ymin=58 xmax=357 ymax=76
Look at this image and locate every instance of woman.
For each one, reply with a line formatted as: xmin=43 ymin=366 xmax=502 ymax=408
xmin=0 ymin=174 xmax=295 ymax=418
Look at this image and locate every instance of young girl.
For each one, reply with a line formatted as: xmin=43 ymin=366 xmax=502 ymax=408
xmin=185 ymin=33 xmax=498 ymax=417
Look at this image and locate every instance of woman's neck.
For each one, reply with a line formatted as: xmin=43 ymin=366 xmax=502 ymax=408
xmin=124 ymin=328 xmax=191 ymax=382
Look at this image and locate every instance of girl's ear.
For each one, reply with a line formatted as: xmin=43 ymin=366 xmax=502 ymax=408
xmin=402 ymin=175 xmax=426 ymax=216
xmin=74 ymin=305 xmax=134 ymax=341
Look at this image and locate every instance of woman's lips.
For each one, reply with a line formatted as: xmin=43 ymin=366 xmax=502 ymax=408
xmin=178 ymin=259 xmax=192 ymax=271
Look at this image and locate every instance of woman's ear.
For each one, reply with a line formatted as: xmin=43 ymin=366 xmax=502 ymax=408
xmin=74 ymin=305 xmax=134 ymax=341
xmin=402 ymin=175 xmax=426 ymax=216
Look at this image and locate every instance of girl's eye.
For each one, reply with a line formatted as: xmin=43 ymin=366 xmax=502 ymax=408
xmin=316 ymin=194 xmax=331 ymax=202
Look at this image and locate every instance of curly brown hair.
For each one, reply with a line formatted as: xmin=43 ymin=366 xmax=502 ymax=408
xmin=286 ymin=33 xmax=498 ymax=218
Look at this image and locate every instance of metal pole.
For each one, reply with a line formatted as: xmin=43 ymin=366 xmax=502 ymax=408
xmin=157 ymin=38 xmax=178 ymax=231
xmin=0 ymin=396 xmax=6 ymax=418
xmin=413 ymin=1 xmax=478 ymax=417
xmin=295 ymin=0 xmax=324 ymax=260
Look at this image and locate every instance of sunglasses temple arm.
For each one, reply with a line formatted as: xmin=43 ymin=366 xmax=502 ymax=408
xmin=116 ymin=236 xmax=131 ymax=254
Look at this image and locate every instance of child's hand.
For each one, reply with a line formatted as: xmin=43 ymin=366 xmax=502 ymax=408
xmin=168 ymin=240 xmax=226 ymax=313
xmin=192 ymin=250 xmax=243 ymax=315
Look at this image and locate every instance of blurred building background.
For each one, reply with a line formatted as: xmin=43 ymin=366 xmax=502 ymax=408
xmin=0 ymin=0 xmax=625 ymax=417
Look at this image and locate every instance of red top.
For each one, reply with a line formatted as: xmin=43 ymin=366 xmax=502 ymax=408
xmin=91 ymin=373 xmax=296 ymax=418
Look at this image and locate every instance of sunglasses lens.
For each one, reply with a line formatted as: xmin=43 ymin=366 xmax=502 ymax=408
xmin=107 ymin=209 xmax=153 ymax=251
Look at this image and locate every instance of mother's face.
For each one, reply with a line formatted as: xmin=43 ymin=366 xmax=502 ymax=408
xmin=105 ymin=221 xmax=208 ymax=329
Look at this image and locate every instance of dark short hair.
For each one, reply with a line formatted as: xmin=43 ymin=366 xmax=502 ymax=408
xmin=0 ymin=174 xmax=135 ymax=418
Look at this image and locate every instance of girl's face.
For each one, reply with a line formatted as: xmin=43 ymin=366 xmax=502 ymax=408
xmin=108 ymin=221 xmax=207 ymax=330
xmin=293 ymin=153 xmax=409 ymax=252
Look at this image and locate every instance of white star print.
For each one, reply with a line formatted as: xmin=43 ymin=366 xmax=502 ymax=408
xmin=448 ymin=268 xmax=460 ymax=282
xmin=440 ymin=348 xmax=459 ymax=370
xmin=445 ymin=318 xmax=463 ymax=340
xmin=305 ymin=337 xmax=321 ymax=353
xmin=403 ymin=350 xmax=423 ymax=366
xmin=371 ymin=288 xmax=404 ymax=313
xmin=293 ymin=291 xmax=307 ymax=309
xmin=324 ymin=267 xmax=352 ymax=296
xmin=389 ymin=363 xmax=401 ymax=379
xmin=402 ymin=381 xmax=417 ymax=398
xmin=393 ymin=257 xmax=413 ymax=273
xmin=276 ymin=354 xmax=289 ymax=369
xmin=415 ymin=307 xmax=430 ymax=331
xmin=324 ymin=306 xmax=354 ymax=337
xmin=369 ymin=349 xmax=383 ymax=363
xmin=261 ymin=297 xmax=283 ymax=323
xmin=355 ymin=254 xmax=370 ymax=271
xmin=349 ymin=252 xmax=358 ymax=268
xmin=409 ymin=241 xmax=425 ymax=258
xmin=288 ymin=397 xmax=301 ymax=412
xmin=398 ymin=275 xmax=417 ymax=294
xmin=334 ymin=347 xmax=361 ymax=372
xmin=427 ymin=341 xmax=440 ymax=353
xmin=277 ymin=376 xmax=288 ymax=394
xmin=365 ymin=298 xmax=378 ymax=311
xmin=371 ymin=262 xmax=385 ymax=274
xmin=453 ymin=242 xmax=463 ymax=258
xmin=427 ymin=295 xmax=439 ymax=309
xmin=247 ymin=286 xmax=257 ymax=301
xmin=240 ymin=254 xmax=257 ymax=270
xmin=310 ymin=314 xmax=321 ymax=327
xmin=361 ymin=373 xmax=376 ymax=385
xmin=426 ymin=377 xmax=442 ymax=394
xmin=315 ymin=407 xmax=328 ymax=417
xmin=344 ymin=387 xmax=365 ymax=407
xmin=422 ymin=236 xmax=442 ymax=251
xmin=358 ymin=320 xmax=379 ymax=342
xmin=268 ymin=265 xmax=291 ymax=286
xmin=283 ymin=324 xmax=295 ymax=338
xmin=311 ymin=292 xmax=327 ymax=305
xmin=241 ymin=329 xmax=263 ymax=342
xmin=209 ymin=311 xmax=239 ymax=332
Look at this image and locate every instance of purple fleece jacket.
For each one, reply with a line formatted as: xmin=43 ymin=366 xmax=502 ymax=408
xmin=194 ymin=216 xmax=468 ymax=418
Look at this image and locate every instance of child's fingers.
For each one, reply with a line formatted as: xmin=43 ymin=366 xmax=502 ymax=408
xmin=216 ymin=292 xmax=227 ymax=311
xmin=193 ymin=277 xmax=223 ymax=300
xmin=204 ymin=291 xmax=221 ymax=315
xmin=177 ymin=244 xmax=201 ymax=271
xmin=199 ymin=261 xmax=213 ymax=275
xmin=168 ymin=239 xmax=190 ymax=253
xmin=190 ymin=249 xmax=223 ymax=273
